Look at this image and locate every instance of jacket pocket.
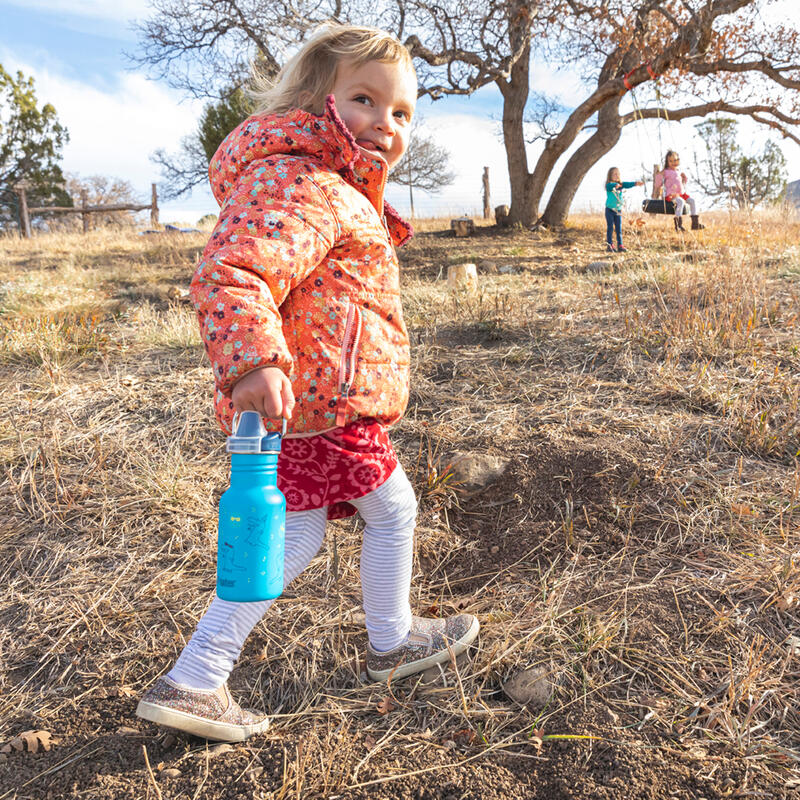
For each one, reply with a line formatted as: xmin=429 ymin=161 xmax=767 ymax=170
xmin=335 ymin=301 xmax=362 ymax=427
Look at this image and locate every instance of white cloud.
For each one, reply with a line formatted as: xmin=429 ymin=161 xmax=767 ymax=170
xmin=2 ymin=51 xmax=216 ymax=220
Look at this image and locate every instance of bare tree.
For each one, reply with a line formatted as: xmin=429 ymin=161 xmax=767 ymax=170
xmin=531 ymin=0 xmax=800 ymax=227
xmin=129 ymin=0 xmax=353 ymax=99
xmin=399 ymin=0 xmax=800 ymax=226
xmin=62 ymin=175 xmax=143 ymax=230
xmin=389 ymin=117 xmax=454 ymax=217
xmin=132 ymin=0 xmax=800 ymax=227
xmin=151 ymin=135 xmax=208 ymax=201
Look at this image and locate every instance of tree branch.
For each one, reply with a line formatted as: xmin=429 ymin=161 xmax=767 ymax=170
xmin=683 ymin=57 xmax=800 ymax=90
xmin=621 ymin=101 xmax=800 ymax=146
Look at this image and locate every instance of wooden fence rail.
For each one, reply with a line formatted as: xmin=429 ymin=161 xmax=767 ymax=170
xmin=11 ymin=182 xmax=159 ymax=237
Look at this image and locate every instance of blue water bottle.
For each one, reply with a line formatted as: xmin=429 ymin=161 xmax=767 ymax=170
xmin=216 ymin=411 xmax=286 ymax=602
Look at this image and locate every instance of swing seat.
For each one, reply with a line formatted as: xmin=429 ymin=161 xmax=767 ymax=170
xmin=642 ymin=198 xmax=688 ymax=215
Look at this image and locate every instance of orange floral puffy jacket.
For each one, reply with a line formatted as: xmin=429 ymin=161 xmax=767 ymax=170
xmin=190 ymin=96 xmax=413 ymax=436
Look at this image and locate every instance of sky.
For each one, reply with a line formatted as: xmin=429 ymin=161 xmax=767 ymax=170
xmin=1 ymin=0 xmax=798 ymax=224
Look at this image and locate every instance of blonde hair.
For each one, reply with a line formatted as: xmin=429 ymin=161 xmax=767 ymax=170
xmin=606 ymin=166 xmax=620 ymax=186
xmin=250 ymin=24 xmax=415 ymax=116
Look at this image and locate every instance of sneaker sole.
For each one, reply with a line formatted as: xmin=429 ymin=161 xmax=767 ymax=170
xmin=136 ymin=700 xmax=269 ymax=742
xmin=367 ymin=616 xmax=480 ymax=682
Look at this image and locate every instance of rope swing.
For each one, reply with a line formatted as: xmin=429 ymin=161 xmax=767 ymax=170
xmin=622 ymin=63 xmax=684 ymax=215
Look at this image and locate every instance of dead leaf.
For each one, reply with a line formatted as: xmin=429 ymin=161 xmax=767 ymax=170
xmin=1 ymin=730 xmax=54 ymax=755
xmin=376 ymin=697 xmax=397 ymax=715
xmin=731 ymin=503 xmax=757 ymax=517
xmin=364 ymin=735 xmax=377 ymax=750
xmin=530 ymin=727 xmax=544 ymax=752
xmin=451 ymin=729 xmax=476 ymax=746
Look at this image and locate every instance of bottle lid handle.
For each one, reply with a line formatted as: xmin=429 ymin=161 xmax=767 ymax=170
xmin=232 ymin=412 xmax=286 ymax=437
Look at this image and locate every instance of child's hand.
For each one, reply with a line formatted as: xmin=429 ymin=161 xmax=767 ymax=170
xmin=635 ymin=180 xmax=644 ymax=186
xmin=681 ymin=172 xmax=688 ymax=182
xmin=231 ymin=367 xmax=294 ymax=420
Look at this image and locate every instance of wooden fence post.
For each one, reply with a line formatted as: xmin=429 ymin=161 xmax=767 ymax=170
xmin=81 ymin=189 xmax=89 ymax=233
xmin=652 ymin=164 xmax=660 ymax=198
xmin=17 ymin=183 xmax=32 ymax=238
xmin=482 ymin=167 xmax=491 ymax=219
xmin=151 ymin=183 xmax=159 ymax=228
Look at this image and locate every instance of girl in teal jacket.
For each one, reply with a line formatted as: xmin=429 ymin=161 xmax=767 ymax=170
xmin=605 ymin=167 xmax=643 ymax=252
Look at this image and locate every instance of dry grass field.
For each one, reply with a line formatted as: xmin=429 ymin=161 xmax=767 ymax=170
xmin=1 ymin=208 xmax=799 ymax=799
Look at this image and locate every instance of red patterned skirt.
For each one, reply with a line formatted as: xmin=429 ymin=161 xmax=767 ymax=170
xmin=277 ymin=418 xmax=398 ymax=520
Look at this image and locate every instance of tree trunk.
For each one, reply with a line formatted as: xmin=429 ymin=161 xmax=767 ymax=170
xmin=539 ymin=98 xmax=623 ymax=228
xmin=517 ymin=55 xmax=623 ymax=223
xmin=498 ymin=41 xmax=538 ymax=227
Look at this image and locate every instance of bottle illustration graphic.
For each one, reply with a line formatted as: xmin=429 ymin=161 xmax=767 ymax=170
xmin=216 ymin=412 xmax=286 ymax=602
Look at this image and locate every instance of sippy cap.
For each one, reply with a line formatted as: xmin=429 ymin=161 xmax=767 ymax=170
xmin=226 ymin=411 xmax=285 ymax=454
xmin=261 ymin=417 xmax=286 ymax=453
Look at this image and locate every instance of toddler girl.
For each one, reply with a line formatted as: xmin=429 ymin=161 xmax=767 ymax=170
xmin=604 ymin=167 xmax=643 ymax=252
xmin=136 ymin=24 xmax=479 ymax=743
xmin=654 ymin=150 xmax=705 ymax=231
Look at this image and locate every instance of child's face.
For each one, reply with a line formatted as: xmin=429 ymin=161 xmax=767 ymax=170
xmin=332 ymin=58 xmax=417 ymax=170
xmin=610 ymin=169 xmax=620 ymax=182
xmin=668 ymin=153 xmax=680 ymax=168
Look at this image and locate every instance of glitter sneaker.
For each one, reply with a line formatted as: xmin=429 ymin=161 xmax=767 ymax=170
xmin=136 ymin=676 xmax=269 ymax=742
xmin=366 ymin=614 xmax=480 ymax=682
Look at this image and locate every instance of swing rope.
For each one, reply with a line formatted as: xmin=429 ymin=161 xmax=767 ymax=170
xmin=623 ymin=61 xmax=672 ymax=212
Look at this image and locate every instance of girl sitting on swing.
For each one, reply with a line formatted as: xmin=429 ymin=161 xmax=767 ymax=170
xmin=654 ymin=150 xmax=705 ymax=231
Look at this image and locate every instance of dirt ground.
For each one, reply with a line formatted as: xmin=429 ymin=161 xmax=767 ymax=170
xmin=1 ymin=212 xmax=799 ymax=799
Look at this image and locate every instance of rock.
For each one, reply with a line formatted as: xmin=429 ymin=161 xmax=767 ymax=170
xmin=495 ymin=205 xmax=510 ymax=227
xmin=116 ymin=726 xmax=140 ymax=736
xmin=207 ymin=743 xmax=234 ymax=757
xmin=447 ymin=263 xmax=478 ymax=292
xmin=162 ymin=768 xmax=181 ymax=778
xmin=585 ymin=261 xmax=612 ymax=273
xmin=503 ymin=666 xmax=554 ymax=707
xmin=498 ymin=264 xmax=516 ymax=275
xmin=477 ymin=260 xmax=497 ymax=274
xmin=449 ymin=452 xmax=509 ymax=490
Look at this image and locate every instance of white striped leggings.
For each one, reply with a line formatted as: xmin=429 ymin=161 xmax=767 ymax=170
xmin=167 ymin=465 xmax=416 ymax=690
xmin=673 ymin=195 xmax=697 ymax=216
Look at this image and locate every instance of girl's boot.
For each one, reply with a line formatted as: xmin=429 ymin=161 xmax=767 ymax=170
xmin=674 ymin=216 xmax=685 ymax=232
xmin=691 ymin=215 xmax=705 ymax=230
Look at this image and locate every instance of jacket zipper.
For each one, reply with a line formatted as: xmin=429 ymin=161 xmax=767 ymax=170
xmin=336 ymin=302 xmax=362 ymax=427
